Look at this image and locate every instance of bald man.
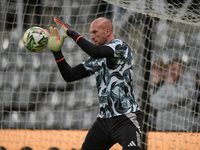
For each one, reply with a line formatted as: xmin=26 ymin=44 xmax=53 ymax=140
xmin=47 ymin=17 xmax=142 ymax=150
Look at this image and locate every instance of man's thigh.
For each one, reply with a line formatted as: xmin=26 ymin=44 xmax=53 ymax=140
xmin=111 ymin=112 xmax=142 ymax=150
xmin=81 ymin=118 xmax=115 ymax=150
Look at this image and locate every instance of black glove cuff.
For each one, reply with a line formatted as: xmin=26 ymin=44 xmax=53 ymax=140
xmin=70 ymin=30 xmax=81 ymax=42
xmin=51 ymin=50 xmax=64 ymax=62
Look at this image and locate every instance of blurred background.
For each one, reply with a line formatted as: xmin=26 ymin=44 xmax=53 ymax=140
xmin=0 ymin=0 xmax=200 ymax=132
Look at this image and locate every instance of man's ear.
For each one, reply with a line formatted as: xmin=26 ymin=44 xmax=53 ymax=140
xmin=106 ymin=29 xmax=111 ymax=36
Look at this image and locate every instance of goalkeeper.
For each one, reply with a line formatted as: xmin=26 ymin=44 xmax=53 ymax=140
xmin=45 ymin=17 xmax=142 ymax=150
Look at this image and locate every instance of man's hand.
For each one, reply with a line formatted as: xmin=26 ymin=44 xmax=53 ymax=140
xmin=54 ymin=16 xmax=82 ymax=43
xmin=54 ymin=16 xmax=72 ymax=37
xmin=45 ymin=26 xmax=68 ymax=52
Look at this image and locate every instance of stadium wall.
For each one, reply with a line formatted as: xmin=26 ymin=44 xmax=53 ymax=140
xmin=0 ymin=130 xmax=199 ymax=150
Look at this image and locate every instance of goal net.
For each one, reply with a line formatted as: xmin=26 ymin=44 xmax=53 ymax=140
xmin=0 ymin=0 xmax=200 ymax=149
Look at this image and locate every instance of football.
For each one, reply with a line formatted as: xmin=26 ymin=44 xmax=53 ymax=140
xmin=23 ymin=27 xmax=48 ymax=52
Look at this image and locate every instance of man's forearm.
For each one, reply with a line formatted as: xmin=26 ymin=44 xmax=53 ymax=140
xmin=52 ymin=50 xmax=90 ymax=82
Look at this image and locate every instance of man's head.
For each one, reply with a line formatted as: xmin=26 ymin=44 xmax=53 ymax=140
xmin=151 ymin=61 xmax=169 ymax=79
xmin=90 ymin=17 xmax=114 ymax=45
xmin=168 ymin=59 xmax=185 ymax=82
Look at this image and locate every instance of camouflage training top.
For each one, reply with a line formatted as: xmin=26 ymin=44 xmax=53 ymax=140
xmin=82 ymin=39 xmax=140 ymax=118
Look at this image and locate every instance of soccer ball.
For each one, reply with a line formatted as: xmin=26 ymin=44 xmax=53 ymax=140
xmin=23 ymin=27 xmax=48 ymax=52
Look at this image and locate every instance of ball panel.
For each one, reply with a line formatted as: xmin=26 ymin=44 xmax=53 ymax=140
xmin=23 ymin=27 xmax=48 ymax=52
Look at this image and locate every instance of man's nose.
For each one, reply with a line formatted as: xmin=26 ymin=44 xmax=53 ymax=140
xmin=91 ymin=34 xmax=95 ymax=40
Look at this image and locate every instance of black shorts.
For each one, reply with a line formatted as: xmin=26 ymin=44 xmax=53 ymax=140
xmin=81 ymin=111 xmax=143 ymax=150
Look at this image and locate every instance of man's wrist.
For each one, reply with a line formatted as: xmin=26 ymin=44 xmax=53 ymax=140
xmin=70 ymin=30 xmax=83 ymax=43
xmin=52 ymin=50 xmax=65 ymax=62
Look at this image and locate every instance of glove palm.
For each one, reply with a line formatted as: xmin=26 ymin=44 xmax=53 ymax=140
xmin=45 ymin=27 xmax=68 ymax=52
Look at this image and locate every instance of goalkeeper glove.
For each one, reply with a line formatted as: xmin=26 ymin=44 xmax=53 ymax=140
xmin=54 ymin=16 xmax=82 ymax=43
xmin=45 ymin=26 xmax=68 ymax=52
xmin=54 ymin=16 xmax=72 ymax=37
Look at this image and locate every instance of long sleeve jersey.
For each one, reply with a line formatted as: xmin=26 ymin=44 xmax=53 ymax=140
xmin=52 ymin=33 xmax=140 ymax=118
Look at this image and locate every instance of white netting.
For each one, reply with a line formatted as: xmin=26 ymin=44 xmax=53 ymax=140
xmin=0 ymin=0 xmax=200 ymax=149
xmin=105 ymin=0 xmax=200 ymax=24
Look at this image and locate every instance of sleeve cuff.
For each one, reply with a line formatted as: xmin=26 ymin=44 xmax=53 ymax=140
xmin=70 ymin=30 xmax=83 ymax=43
xmin=51 ymin=50 xmax=65 ymax=62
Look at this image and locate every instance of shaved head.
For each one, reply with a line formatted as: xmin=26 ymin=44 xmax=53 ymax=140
xmin=91 ymin=17 xmax=113 ymax=33
xmin=90 ymin=17 xmax=114 ymax=45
